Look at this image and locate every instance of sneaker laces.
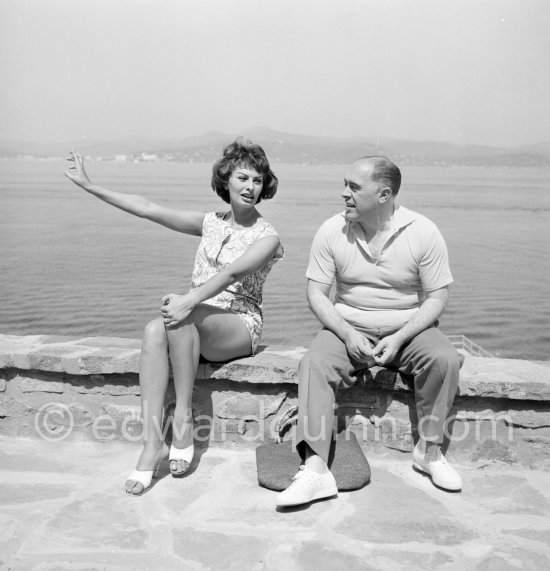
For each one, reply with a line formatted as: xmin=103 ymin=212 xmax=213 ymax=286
xmin=427 ymin=453 xmax=457 ymax=477
xmin=288 ymin=465 xmax=307 ymax=486
xmin=433 ymin=455 xmax=454 ymax=473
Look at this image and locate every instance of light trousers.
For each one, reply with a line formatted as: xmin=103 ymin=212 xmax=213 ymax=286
xmin=295 ymin=327 xmax=462 ymax=463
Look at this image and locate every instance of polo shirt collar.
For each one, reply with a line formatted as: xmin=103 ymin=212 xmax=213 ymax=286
xmin=391 ymin=205 xmax=419 ymax=231
xmin=342 ymin=205 xmax=419 ymax=260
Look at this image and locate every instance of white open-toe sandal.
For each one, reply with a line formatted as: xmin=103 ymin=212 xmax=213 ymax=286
xmin=125 ymin=444 xmax=168 ymax=495
xmin=169 ymin=443 xmax=194 ymax=477
xmin=125 ymin=464 xmax=162 ymax=495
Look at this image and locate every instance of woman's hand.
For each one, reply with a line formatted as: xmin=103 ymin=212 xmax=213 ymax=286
xmin=64 ymin=149 xmax=92 ymax=189
xmin=160 ymin=293 xmax=198 ymax=328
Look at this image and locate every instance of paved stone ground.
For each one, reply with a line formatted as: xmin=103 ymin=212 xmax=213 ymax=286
xmin=1 ymin=437 xmax=550 ymax=570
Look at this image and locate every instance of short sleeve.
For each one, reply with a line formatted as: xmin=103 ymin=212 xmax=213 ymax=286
xmin=201 ymin=211 xmax=216 ymax=234
xmin=306 ymin=221 xmax=336 ymax=284
xmin=258 ymin=222 xmax=278 ymax=239
xmin=418 ymin=223 xmax=454 ymax=292
xmin=254 ymin=220 xmax=284 ymax=262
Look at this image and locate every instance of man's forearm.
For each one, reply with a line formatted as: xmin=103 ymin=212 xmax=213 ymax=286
xmin=308 ymin=292 xmax=357 ymax=343
xmin=393 ymin=294 xmax=447 ymax=346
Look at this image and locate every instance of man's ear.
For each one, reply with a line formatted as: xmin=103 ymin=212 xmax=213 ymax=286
xmin=379 ymin=186 xmax=392 ymax=202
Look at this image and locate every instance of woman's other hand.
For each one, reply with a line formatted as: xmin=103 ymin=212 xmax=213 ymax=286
xmin=160 ymin=293 xmax=199 ymax=328
xmin=64 ymin=149 xmax=92 ymax=189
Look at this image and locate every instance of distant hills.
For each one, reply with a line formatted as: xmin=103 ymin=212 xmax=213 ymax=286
xmin=1 ymin=127 xmax=549 ymax=167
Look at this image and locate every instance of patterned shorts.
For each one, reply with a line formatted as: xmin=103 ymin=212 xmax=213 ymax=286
xmin=235 ymin=311 xmax=263 ymax=355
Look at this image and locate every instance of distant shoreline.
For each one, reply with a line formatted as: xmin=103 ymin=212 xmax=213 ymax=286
xmin=2 ymin=155 xmax=550 ymax=170
xmin=2 ymin=127 xmax=549 ymax=168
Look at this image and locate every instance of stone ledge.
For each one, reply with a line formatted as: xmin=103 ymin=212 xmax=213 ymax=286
xmin=1 ymin=334 xmax=550 ymax=400
xmin=1 ymin=334 xmax=550 ymax=469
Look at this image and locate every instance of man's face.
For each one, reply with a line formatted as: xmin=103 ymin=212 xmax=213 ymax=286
xmin=341 ymin=162 xmax=383 ymax=221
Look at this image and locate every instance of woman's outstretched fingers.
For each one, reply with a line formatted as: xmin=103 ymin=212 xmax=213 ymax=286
xmin=64 ymin=150 xmax=92 ymax=188
xmin=64 ymin=150 xmax=77 ymax=179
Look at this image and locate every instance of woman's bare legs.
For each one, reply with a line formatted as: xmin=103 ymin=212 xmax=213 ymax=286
xmin=125 ymin=304 xmax=252 ymax=491
xmin=166 ymin=304 xmax=252 ymax=473
xmin=164 ymin=315 xmax=200 ymax=465
xmin=125 ymin=317 xmax=170 ymax=494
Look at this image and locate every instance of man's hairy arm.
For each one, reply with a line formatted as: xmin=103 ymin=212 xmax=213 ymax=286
xmin=373 ymin=286 xmax=449 ymax=366
xmin=307 ymin=279 xmax=375 ymax=364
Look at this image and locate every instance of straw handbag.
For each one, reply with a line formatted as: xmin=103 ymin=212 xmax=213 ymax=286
xmin=255 ymin=406 xmax=371 ymax=491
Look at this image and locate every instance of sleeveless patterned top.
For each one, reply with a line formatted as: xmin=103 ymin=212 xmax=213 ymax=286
xmin=190 ymin=211 xmax=283 ymax=350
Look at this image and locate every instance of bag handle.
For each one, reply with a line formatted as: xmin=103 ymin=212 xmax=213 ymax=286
xmin=274 ymin=405 xmax=298 ymax=443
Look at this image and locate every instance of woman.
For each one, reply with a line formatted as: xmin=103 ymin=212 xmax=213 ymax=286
xmin=65 ymin=138 xmax=283 ymax=495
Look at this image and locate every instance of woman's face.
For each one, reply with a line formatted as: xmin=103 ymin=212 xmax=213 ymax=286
xmin=226 ymin=165 xmax=264 ymax=207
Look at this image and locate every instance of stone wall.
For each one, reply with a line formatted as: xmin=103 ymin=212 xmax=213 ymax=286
xmin=1 ymin=334 xmax=549 ymax=469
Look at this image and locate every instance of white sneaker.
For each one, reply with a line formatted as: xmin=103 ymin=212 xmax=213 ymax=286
xmin=276 ymin=466 xmax=338 ymax=507
xmin=413 ymin=447 xmax=462 ymax=491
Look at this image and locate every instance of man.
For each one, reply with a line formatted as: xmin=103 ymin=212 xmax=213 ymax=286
xmin=277 ymin=156 xmax=463 ymax=508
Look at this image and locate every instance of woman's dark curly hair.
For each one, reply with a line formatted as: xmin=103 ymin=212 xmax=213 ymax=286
xmin=211 ymin=137 xmax=278 ymax=204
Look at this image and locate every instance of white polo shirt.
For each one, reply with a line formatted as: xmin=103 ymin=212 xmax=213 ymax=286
xmin=306 ymin=206 xmax=453 ymax=335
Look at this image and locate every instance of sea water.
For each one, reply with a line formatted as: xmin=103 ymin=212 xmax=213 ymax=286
xmin=1 ymin=159 xmax=549 ymax=360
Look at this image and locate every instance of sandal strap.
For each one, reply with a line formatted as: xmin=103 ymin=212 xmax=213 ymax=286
xmin=169 ymin=443 xmax=194 ymax=463
xmin=126 ymin=469 xmax=154 ymax=488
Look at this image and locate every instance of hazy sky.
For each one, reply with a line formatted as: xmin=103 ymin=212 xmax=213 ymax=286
xmin=2 ymin=0 xmax=549 ymax=147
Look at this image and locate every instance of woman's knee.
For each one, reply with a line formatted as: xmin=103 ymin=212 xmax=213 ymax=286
xmin=142 ymin=317 xmax=167 ymax=349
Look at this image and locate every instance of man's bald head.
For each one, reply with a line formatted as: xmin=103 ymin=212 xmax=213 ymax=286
xmin=353 ymin=156 xmax=401 ymax=196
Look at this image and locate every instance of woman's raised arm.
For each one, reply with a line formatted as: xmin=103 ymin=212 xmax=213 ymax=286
xmin=64 ymin=150 xmax=204 ymax=235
